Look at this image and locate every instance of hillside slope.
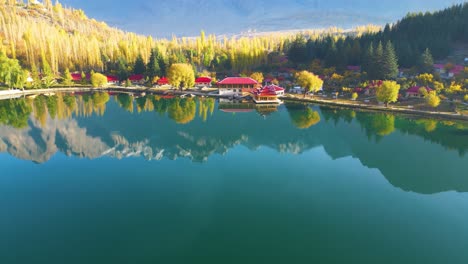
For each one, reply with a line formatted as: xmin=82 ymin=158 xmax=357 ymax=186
xmin=60 ymin=0 xmax=467 ymax=36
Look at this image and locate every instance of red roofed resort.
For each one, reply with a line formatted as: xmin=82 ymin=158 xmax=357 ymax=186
xmin=251 ymin=85 xmax=285 ymax=104
xmin=406 ymin=86 xmax=433 ymax=98
xmin=195 ymin=76 xmax=212 ymax=87
xmin=158 ymin=77 xmax=169 ymax=85
xmin=129 ymin=74 xmax=145 ymax=84
xmin=107 ymin=75 xmax=119 ymax=85
xmin=217 ymin=77 xmax=259 ymax=97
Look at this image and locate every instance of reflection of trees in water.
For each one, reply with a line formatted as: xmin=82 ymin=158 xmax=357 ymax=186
xmin=168 ymin=98 xmax=196 ymax=124
xmin=415 ymin=119 xmax=438 ymax=133
xmin=115 ymin=94 xmax=133 ymax=113
xmin=198 ymin=98 xmax=215 ymax=122
xmin=0 ymin=98 xmax=32 ymax=129
xmin=32 ymin=96 xmax=48 ymax=127
xmin=136 ymin=96 xmax=154 ymax=113
xmin=285 ymin=103 xmax=321 ymax=129
xmin=353 ymin=112 xmax=396 ymax=140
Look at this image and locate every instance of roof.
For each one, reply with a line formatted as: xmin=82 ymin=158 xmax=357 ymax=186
xmin=217 ymin=77 xmax=258 ymax=85
xmin=449 ymin=65 xmax=464 ymax=74
xmin=129 ymin=74 xmax=144 ymax=81
xmin=252 ymin=85 xmax=285 ymax=96
xmin=71 ymin=73 xmax=81 ymax=81
xmin=407 ymin=86 xmax=433 ymax=94
xmin=71 ymin=73 xmax=90 ymax=81
xmin=195 ymin=76 xmax=212 ymax=83
xmin=158 ymin=77 xmax=169 ymax=85
xmin=107 ymin=75 xmax=119 ymax=82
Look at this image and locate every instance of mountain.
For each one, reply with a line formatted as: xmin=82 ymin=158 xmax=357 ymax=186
xmin=59 ymin=0 xmax=467 ymax=37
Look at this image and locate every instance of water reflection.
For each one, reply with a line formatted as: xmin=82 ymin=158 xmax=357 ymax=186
xmin=285 ymin=103 xmax=321 ymax=129
xmin=1 ymin=92 xmax=468 ymax=194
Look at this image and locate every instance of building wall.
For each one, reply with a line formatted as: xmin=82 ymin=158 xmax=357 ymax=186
xmin=219 ymin=88 xmax=242 ymax=97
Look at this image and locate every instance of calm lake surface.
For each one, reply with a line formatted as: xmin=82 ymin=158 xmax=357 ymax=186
xmin=1 ymin=93 xmax=468 ymax=264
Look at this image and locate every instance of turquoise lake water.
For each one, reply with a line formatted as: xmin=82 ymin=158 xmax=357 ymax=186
xmin=1 ymin=93 xmax=468 ymax=263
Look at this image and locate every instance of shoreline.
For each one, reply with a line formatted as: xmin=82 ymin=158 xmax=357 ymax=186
xmin=1 ymin=86 xmax=468 ymax=122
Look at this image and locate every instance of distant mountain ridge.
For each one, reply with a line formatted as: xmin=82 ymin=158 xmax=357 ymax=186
xmin=60 ymin=0 xmax=467 ymax=37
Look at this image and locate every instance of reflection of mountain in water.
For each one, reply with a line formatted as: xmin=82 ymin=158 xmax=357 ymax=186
xmin=1 ymin=93 xmax=468 ymax=194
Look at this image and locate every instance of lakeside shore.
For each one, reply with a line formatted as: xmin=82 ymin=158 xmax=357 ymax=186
xmin=1 ymin=86 xmax=468 ymax=121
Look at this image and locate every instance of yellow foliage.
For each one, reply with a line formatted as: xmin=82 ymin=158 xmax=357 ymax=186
xmin=168 ymin=63 xmax=195 ymax=89
xmin=425 ymin=91 xmax=440 ymax=108
xmin=295 ymin=71 xmax=323 ymax=94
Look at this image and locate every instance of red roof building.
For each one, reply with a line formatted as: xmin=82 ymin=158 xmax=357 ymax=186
xmin=107 ymin=75 xmax=119 ymax=84
xmin=406 ymin=86 xmax=433 ymax=97
xmin=251 ymin=85 xmax=285 ymax=104
xmin=217 ymin=77 xmax=258 ymax=86
xmin=71 ymin=73 xmax=90 ymax=82
xmin=195 ymin=76 xmax=212 ymax=86
xmin=217 ymin=77 xmax=259 ymax=97
xmin=158 ymin=77 xmax=169 ymax=85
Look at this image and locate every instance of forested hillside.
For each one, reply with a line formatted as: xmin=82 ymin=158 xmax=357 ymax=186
xmin=288 ymin=3 xmax=468 ymax=70
xmin=0 ymin=0 xmax=467 ymax=89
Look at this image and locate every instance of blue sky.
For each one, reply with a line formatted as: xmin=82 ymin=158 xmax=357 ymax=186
xmin=58 ymin=0 xmax=467 ymax=37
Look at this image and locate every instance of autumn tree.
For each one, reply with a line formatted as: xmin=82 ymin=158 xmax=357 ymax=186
xmin=62 ymin=68 xmax=73 ymax=87
xmin=90 ymin=72 xmax=108 ymax=88
xmin=250 ymin=72 xmax=264 ymax=84
xmin=295 ymin=71 xmax=323 ymax=98
xmin=425 ymin=91 xmax=441 ymax=108
xmin=0 ymin=52 xmax=27 ymax=89
xmin=416 ymin=73 xmax=434 ymax=87
xmin=376 ymin=80 xmax=400 ymax=107
xmin=41 ymin=56 xmax=56 ymax=88
xmin=168 ymin=63 xmax=195 ymax=90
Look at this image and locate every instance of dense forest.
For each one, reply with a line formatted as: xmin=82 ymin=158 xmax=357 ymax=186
xmin=287 ymin=3 xmax=468 ymax=70
xmin=0 ymin=0 xmax=467 ymax=87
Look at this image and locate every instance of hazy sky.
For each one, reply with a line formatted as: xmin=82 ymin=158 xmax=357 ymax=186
xmin=59 ymin=0 xmax=466 ymax=37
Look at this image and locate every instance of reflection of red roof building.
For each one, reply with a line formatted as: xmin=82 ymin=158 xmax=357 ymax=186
xmin=158 ymin=77 xmax=169 ymax=85
xmin=251 ymin=85 xmax=285 ymax=104
xmin=406 ymin=86 xmax=433 ymax=97
xmin=195 ymin=76 xmax=212 ymax=86
xmin=220 ymin=109 xmax=255 ymax=113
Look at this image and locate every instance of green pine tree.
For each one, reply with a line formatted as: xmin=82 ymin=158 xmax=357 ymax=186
xmin=419 ymin=48 xmax=434 ymax=73
xmin=382 ymin=41 xmax=399 ymax=80
xmin=133 ymin=54 xmax=146 ymax=75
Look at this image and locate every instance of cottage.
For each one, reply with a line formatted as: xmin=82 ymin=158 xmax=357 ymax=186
xmin=448 ymin=65 xmax=464 ymax=78
xmin=158 ymin=77 xmax=169 ymax=86
xmin=129 ymin=74 xmax=145 ymax=84
xmin=406 ymin=86 xmax=433 ymax=98
xmin=195 ymin=76 xmax=212 ymax=88
xmin=107 ymin=75 xmax=119 ymax=85
xmin=217 ymin=77 xmax=259 ymax=97
xmin=251 ymin=85 xmax=285 ymax=104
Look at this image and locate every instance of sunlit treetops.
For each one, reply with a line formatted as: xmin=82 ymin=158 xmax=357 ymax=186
xmin=0 ymin=0 xmax=382 ymax=77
